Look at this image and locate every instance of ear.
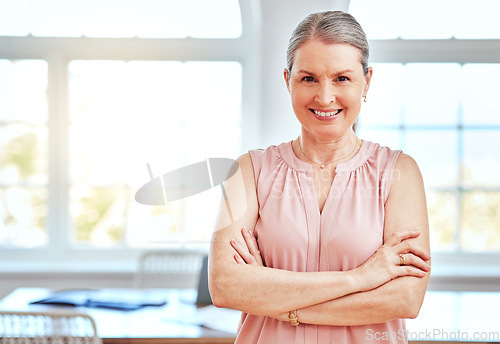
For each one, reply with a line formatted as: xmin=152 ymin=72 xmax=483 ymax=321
xmin=283 ymin=68 xmax=291 ymax=94
xmin=362 ymin=66 xmax=373 ymax=98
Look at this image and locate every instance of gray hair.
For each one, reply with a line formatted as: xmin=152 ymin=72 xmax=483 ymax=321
xmin=286 ymin=11 xmax=369 ymax=76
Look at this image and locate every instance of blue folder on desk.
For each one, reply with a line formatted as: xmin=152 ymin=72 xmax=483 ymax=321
xmin=30 ymin=288 xmax=167 ymax=311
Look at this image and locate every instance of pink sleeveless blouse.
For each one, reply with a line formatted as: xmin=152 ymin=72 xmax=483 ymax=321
xmin=237 ymin=140 xmax=406 ymax=344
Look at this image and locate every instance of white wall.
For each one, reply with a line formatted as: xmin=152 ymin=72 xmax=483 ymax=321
xmin=258 ymin=0 xmax=348 ymax=148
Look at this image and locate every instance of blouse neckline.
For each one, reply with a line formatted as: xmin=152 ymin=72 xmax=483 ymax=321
xmin=278 ymin=139 xmax=378 ymax=174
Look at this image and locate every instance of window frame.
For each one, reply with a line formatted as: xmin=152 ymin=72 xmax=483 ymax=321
xmin=0 ymin=0 xmax=261 ymax=270
xmin=367 ymin=38 xmax=500 ymax=275
xmin=2 ymin=0 xmax=500 ymax=282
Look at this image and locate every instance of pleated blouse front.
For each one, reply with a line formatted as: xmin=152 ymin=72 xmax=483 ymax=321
xmin=236 ymin=140 xmax=406 ymax=344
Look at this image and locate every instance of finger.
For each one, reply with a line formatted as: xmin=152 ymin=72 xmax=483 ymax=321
xmin=230 ymin=238 xmax=256 ymax=264
xmin=396 ymin=241 xmax=431 ymax=261
xmin=386 ymin=230 xmax=421 ymax=246
xmin=234 ymin=252 xmax=246 ymax=264
xmin=242 ymin=227 xmax=259 ymax=254
xmin=396 ymin=264 xmax=428 ymax=278
xmin=399 ymin=253 xmax=431 ymax=273
xmin=242 ymin=227 xmax=264 ymax=265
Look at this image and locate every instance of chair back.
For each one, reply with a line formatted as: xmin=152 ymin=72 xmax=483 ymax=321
xmin=134 ymin=249 xmax=205 ymax=289
xmin=0 ymin=310 xmax=102 ymax=344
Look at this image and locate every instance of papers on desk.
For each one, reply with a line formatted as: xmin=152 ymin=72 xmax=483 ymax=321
xmin=30 ymin=288 xmax=167 ymax=311
xmin=165 ymin=305 xmax=241 ymax=334
xmin=195 ymin=305 xmax=241 ymax=334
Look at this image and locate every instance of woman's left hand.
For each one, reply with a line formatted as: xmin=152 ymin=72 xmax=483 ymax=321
xmin=230 ymin=227 xmax=264 ymax=266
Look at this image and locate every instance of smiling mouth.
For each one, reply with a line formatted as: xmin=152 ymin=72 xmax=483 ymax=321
xmin=310 ymin=109 xmax=342 ymax=117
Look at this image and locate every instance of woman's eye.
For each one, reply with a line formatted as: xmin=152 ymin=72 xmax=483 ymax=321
xmin=302 ymin=76 xmax=315 ymax=82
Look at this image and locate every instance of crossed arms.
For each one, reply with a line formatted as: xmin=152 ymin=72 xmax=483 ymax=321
xmin=208 ymin=153 xmax=431 ymax=326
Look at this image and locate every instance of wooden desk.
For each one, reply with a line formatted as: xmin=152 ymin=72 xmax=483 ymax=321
xmin=1 ymin=289 xmax=499 ymax=343
xmin=0 ymin=288 xmax=237 ymax=344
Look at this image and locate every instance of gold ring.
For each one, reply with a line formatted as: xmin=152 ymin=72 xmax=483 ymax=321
xmin=399 ymin=253 xmax=406 ymax=266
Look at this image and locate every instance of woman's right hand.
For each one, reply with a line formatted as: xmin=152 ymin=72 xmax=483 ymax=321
xmin=354 ymin=230 xmax=431 ymax=292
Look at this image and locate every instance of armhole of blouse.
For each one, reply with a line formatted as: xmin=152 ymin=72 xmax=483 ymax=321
xmin=248 ymin=150 xmax=260 ymax=187
xmin=383 ymin=150 xmax=403 ymax=204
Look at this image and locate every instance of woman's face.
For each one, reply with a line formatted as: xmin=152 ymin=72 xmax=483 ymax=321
xmin=285 ymin=39 xmax=372 ymax=142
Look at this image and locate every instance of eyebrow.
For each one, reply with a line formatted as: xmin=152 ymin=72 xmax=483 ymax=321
xmin=297 ymin=69 xmax=355 ymax=77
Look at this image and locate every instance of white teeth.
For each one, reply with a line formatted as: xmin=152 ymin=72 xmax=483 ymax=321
xmin=314 ymin=109 xmax=341 ymax=117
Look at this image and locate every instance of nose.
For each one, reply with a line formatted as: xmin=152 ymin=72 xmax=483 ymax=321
xmin=314 ymin=82 xmax=335 ymax=106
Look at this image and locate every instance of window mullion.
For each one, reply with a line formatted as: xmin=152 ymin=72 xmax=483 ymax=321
xmin=455 ymin=102 xmax=464 ymax=253
xmin=47 ymin=54 xmax=69 ymax=258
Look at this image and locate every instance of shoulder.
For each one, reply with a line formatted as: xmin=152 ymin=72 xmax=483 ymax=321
xmin=387 ymin=153 xmax=426 ymax=211
xmin=237 ymin=152 xmax=253 ymax=171
xmin=248 ymin=144 xmax=283 ymax=164
xmin=247 ymin=142 xmax=291 ymax=178
xmin=235 ymin=153 xmax=257 ymax=188
xmin=360 ymin=140 xmax=419 ymax=184
xmin=213 ymin=152 xmax=259 ymax=232
xmin=237 ymin=142 xmax=285 ymax=179
xmin=231 ymin=152 xmax=256 ymax=186
xmin=361 ymin=140 xmax=401 ymax=170
xmin=395 ymin=153 xmax=419 ymax=170
xmin=392 ymin=153 xmax=424 ymax=186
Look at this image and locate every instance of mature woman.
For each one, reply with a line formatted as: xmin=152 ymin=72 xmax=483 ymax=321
xmin=209 ymin=11 xmax=431 ymax=344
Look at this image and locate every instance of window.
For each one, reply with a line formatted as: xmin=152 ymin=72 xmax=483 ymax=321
xmin=351 ymin=1 xmax=500 ymax=263
xmin=68 ymin=60 xmax=242 ymax=248
xmin=359 ymin=63 xmax=500 ymax=253
xmin=0 ymin=60 xmax=48 ymax=248
xmin=0 ymin=0 xmax=258 ymax=266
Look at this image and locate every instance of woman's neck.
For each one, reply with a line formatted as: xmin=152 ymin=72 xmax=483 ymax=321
xmin=297 ymin=129 xmax=359 ymax=167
